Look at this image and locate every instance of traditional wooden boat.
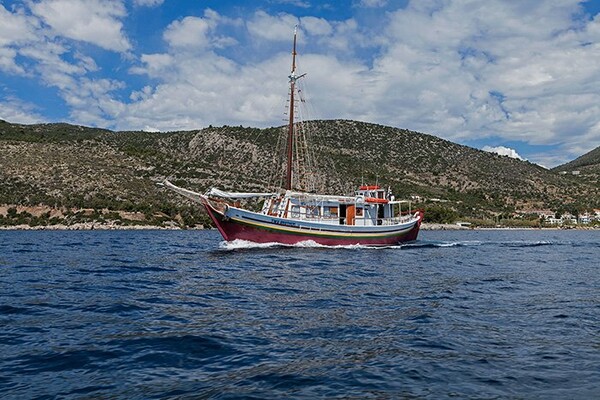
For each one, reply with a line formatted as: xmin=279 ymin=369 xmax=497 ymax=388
xmin=164 ymin=28 xmax=423 ymax=246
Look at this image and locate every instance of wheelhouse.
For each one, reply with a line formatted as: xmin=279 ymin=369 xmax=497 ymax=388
xmin=260 ymin=185 xmax=413 ymax=227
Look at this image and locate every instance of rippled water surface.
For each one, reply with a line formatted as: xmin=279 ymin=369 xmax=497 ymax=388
xmin=1 ymin=229 xmax=599 ymax=399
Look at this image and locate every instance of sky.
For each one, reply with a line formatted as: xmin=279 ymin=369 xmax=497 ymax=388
xmin=1 ymin=0 xmax=600 ymax=168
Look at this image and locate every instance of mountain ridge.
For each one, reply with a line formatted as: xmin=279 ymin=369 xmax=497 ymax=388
xmin=1 ymin=119 xmax=598 ymax=227
xmin=553 ymin=145 xmax=600 ymax=189
xmin=554 ymin=145 xmax=600 ymax=173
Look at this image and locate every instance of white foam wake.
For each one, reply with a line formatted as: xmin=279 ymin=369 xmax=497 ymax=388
xmin=219 ymin=239 xmax=385 ymax=250
xmin=218 ymin=239 xmax=491 ymax=251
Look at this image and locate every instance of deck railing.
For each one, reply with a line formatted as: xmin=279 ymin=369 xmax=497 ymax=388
xmin=286 ymin=211 xmax=417 ymax=226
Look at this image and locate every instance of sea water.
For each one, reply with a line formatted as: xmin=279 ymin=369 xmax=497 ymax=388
xmin=1 ymin=229 xmax=599 ymax=399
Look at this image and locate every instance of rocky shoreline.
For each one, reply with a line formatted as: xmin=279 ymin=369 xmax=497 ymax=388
xmin=421 ymin=223 xmax=469 ymax=230
xmin=0 ymin=223 xmax=204 ymax=230
xmin=2 ymin=222 xmax=595 ymax=231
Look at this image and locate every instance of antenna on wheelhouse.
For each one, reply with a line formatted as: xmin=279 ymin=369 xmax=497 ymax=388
xmin=285 ymin=25 xmax=306 ymax=191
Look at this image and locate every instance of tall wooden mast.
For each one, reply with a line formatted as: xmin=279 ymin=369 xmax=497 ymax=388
xmin=285 ymin=27 xmax=298 ymax=191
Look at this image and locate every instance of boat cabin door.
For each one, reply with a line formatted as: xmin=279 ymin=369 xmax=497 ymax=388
xmin=339 ymin=205 xmax=347 ymax=225
xmin=377 ymin=204 xmax=385 ymax=225
xmin=339 ymin=204 xmax=356 ymax=225
xmin=346 ymin=205 xmax=356 ymax=225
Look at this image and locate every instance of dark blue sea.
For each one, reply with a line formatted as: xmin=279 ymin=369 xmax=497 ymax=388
xmin=1 ymin=229 xmax=599 ymax=399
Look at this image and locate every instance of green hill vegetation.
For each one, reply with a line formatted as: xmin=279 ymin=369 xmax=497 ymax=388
xmin=1 ymin=119 xmax=598 ymax=228
xmin=553 ymin=145 xmax=600 ymax=188
xmin=555 ymin=145 xmax=600 ymax=171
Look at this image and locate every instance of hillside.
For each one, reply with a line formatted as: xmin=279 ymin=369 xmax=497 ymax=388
xmin=554 ymin=145 xmax=600 ymax=186
xmin=1 ymin=119 xmax=598 ymax=227
xmin=555 ymin=145 xmax=600 ymax=170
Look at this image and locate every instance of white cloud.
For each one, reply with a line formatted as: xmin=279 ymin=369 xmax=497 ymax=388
xmin=0 ymin=4 xmax=39 ymax=47
xmin=0 ymin=4 xmax=39 ymax=74
xmin=133 ymin=0 xmax=164 ymax=7
xmin=143 ymin=125 xmax=160 ymax=132
xmin=271 ymin=0 xmax=311 ymax=8
xmin=106 ymin=10 xmax=297 ymax=130
xmin=17 ymin=40 xmax=101 ymax=107
xmin=117 ymin=51 xmax=288 ymax=131
xmin=358 ymin=0 xmax=388 ymax=8
xmin=74 ymin=52 xmax=98 ymax=72
xmin=129 ymin=85 xmax=154 ymax=102
xmin=0 ymin=47 xmax=25 ymax=74
xmin=64 ymin=77 xmax=126 ymax=126
xmin=0 ymin=2 xmax=127 ymax=127
xmin=482 ymin=146 xmax=525 ymax=160
xmin=0 ymin=97 xmax=45 ymax=124
xmin=162 ymin=11 xmax=239 ymax=53
xmin=247 ymin=11 xmax=299 ymax=42
xmin=300 ymin=17 xmax=333 ymax=36
xmin=20 ymin=41 xmax=84 ymax=77
xmin=30 ymin=0 xmax=131 ymax=52
xmin=129 ymin=53 xmax=173 ymax=77
xmin=164 ymin=16 xmax=214 ymax=51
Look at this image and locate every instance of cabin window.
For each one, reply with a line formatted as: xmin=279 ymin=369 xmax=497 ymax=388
xmin=323 ymin=206 xmax=338 ymax=217
xmin=306 ymin=206 xmax=319 ymax=218
xmin=356 ymin=207 xmax=363 ymax=217
xmin=290 ymin=205 xmax=301 ymax=218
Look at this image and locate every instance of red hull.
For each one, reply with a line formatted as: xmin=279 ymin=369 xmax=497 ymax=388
xmin=203 ymin=202 xmax=422 ymax=246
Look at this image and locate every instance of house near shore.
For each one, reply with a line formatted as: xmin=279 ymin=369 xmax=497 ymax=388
xmin=579 ymin=212 xmax=594 ymax=225
xmin=520 ymin=209 xmax=600 ymax=226
xmin=578 ymin=210 xmax=600 ymax=225
xmin=528 ymin=210 xmax=556 ymax=220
